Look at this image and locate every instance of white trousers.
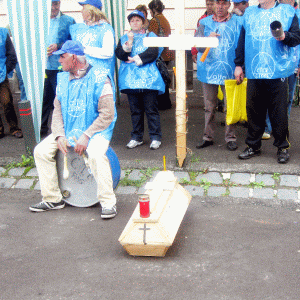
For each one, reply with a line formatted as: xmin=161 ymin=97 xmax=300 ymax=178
xmin=34 ymin=134 xmax=116 ymax=208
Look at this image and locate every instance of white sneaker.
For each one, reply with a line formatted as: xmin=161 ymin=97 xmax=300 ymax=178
xmin=262 ymin=132 xmax=271 ymax=140
xmin=150 ymin=140 xmax=161 ymax=150
xmin=101 ymin=205 xmax=117 ymax=219
xmin=126 ymin=140 xmax=143 ymax=149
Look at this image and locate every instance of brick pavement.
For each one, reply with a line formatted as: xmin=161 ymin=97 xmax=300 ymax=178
xmin=1 ymin=167 xmax=300 ymax=204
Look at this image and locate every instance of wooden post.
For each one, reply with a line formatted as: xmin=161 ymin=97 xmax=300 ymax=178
xmin=143 ymin=8 xmax=218 ymax=168
xmin=174 ymin=0 xmax=187 ymax=167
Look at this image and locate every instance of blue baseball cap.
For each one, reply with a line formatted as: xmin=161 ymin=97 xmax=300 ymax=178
xmin=53 ymin=40 xmax=85 ymax=56
xmin=52 ymin=0 xmax=60 ymax=2
xmin=232 ymin=0 xmax=248 ymax=2
xmin=127 ymin=10 xmax=145 ymax=22
xmin=78 ymin=0 xmax=102 ymax=10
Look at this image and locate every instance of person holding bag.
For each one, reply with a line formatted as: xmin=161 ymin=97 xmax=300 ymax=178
xmin=115 ymin=10 xmax=165 ymax=150
xmin=148 ymin=0 xmax=174 ymax=110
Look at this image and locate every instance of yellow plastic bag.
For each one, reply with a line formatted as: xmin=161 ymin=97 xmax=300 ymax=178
xmin=225 ymin=79 xmax=247 ymax=125
xmin=217 ymin=85 xmax=224 ymax=101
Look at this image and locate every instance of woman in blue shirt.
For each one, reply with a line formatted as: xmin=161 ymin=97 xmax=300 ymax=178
xmin=70 ymin=0 xmax=115 ymax=79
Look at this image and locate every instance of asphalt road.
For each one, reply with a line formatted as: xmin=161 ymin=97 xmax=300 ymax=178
xmin=1 ymin=188 xmax=300 ymax=300
xmin=2 ymin=79 xmax=300 ymax=299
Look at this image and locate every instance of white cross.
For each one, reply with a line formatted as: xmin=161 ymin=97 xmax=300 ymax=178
xmin=143 ymin=0 xmax=218 ymax=167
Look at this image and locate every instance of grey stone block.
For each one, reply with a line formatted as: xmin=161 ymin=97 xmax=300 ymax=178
xmin=128 ymin=169 xmax=143 ymax=181
xmin=184 ymin=185 xmax=204 ymax=196
xmin=277 ymin=189 xmax=298 ymax=200
xmin=137 ymin=183 xmax=148 ymax=195
xmin=207 ymin=186 xmax=227 ymax=197
xmin=229 ymin=187 xmax=249 ymax=198
xmin=252 ymin=188 xmax=274 ymax=199
xmin=230 ymin=173 xmax=251 ymax=185
xmin=256 ymin=174 xmax=275 ymax=186
xmin=26 ymin=168 xmax=38 ymax=177
xmin=8 ymin=167 xmax=26 ymax=177
xmin=14 ymin=179 xmax=35 ymax=189
xmin=0 ymin=178 xmax=15 ymax=189
xmin=120 ymin=170 xmax=126 ymax=180
xmin=34 ymin=181 xmax=41 ymax=191
xmin=0 ymin=167 xmax=5 ymax=175
xmin=115 ymin=186 xmax=137 ymax=194
xmin=174 ymin=171 xmax=190 ymax=182
xmin=280 ymin=175 xmax=300 ymax=187
xmin=196 ymin=172 xmax=223 ymax=184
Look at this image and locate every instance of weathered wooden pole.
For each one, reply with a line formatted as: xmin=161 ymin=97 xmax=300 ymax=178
xmin=174 ymin=0 xmax=187 ymax=167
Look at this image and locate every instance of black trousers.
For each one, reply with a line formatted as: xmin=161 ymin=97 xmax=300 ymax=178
xmin=245 ymin=78 xmax=289 ymax=150
xmin=126 ymin=89 xmax=161 ymax=142
xmin=40 ymin=69 xmax=59 ymax=136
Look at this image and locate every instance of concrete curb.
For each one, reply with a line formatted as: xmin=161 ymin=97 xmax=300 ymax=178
xmin=1 ymin=167 xmax=300 ymax=206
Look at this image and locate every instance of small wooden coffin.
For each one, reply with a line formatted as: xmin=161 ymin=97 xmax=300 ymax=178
xmin=118 ymin=171 xmax=192 ymax=257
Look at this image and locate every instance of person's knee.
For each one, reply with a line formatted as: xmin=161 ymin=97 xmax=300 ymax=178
xmin=33 ymin=142 xmax=45 ymax=160
xmin=34 ymin=139 xmax=54 ymax=161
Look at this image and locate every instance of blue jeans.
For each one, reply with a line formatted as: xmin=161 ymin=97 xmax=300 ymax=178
xmin=15 ymin=63 xmax=27 ymax=102
xmin=127 ymin=90 xmax=162 ymax=142
xmin=7 ymin=63 xmax=27 ymax=102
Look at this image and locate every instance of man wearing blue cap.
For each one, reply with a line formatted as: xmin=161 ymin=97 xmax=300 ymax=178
xmin=30 ymin=40 xmax=118 ymax=219
xmin=40 ymin=0 xmax=76 ymax=138
xmin=232 ymin=0 xmax=249 ymax=16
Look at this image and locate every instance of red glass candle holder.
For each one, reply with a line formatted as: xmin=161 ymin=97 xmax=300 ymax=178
xmin=139 ymin=194 xmax=150 ymax=218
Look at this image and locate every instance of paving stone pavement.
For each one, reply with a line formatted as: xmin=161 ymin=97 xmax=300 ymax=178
xmin=1 ymin=167 xmax=300 ymax=204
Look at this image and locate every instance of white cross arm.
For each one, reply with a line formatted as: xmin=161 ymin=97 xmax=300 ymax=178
xmin=143 ymin=34 xmax=219 ymax=51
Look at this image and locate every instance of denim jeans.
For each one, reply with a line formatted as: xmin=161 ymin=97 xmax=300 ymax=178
xmin=127 ymin=89 xmax=162 ymax=142
xmin=15 ymin=63 xmax=27 ymax=102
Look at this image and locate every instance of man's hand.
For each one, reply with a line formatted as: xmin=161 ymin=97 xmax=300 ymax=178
xmin=57 ymin=136 xmax=70 ymax=155
xmin=234 ymin=66 xmax=244 ymax=85
xmin=47 ymin=44 xmax=58 ymax=56
xmin=209 ymin=32 xmax=220 ymax=38
xmin=274 ymin=32 xmax=285 ymax=41
xmin=126 ymin=56 xmax=135 ymax=64
xmin=74 ymin=134 xmax=90 ymax=156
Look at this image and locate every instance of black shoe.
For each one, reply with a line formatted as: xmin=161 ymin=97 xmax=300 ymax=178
xmin=29 ymin=200 xmax=65 ymax=212
xmin=0 ymin=132 xmax=4 ymax=139
xmin=238 ymin=147 xmax=261 ymax=159
xmin=196 ymin=140 xmax=213 ymax=149
xmin=277 ymin=148 xmax=289 ymax=164
xmin=227 ymin=141 xmax=238 ymax=151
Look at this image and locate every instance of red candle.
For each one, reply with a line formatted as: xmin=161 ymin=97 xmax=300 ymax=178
xmin=139 ymin=194 xmax=150 ymax=218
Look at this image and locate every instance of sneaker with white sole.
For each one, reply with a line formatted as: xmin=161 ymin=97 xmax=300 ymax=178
xmin=126 ymin=140 xmax=143 ymax=149
xmin=262 ymin=132 xmax=271 ymax=140
xmin=29 ymin=200 xmax=65 ymax=212
xmin=101 ymin=205 xmax=117 ymax=219
xmin=150 ymin=140 xmax=161 ymax=150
